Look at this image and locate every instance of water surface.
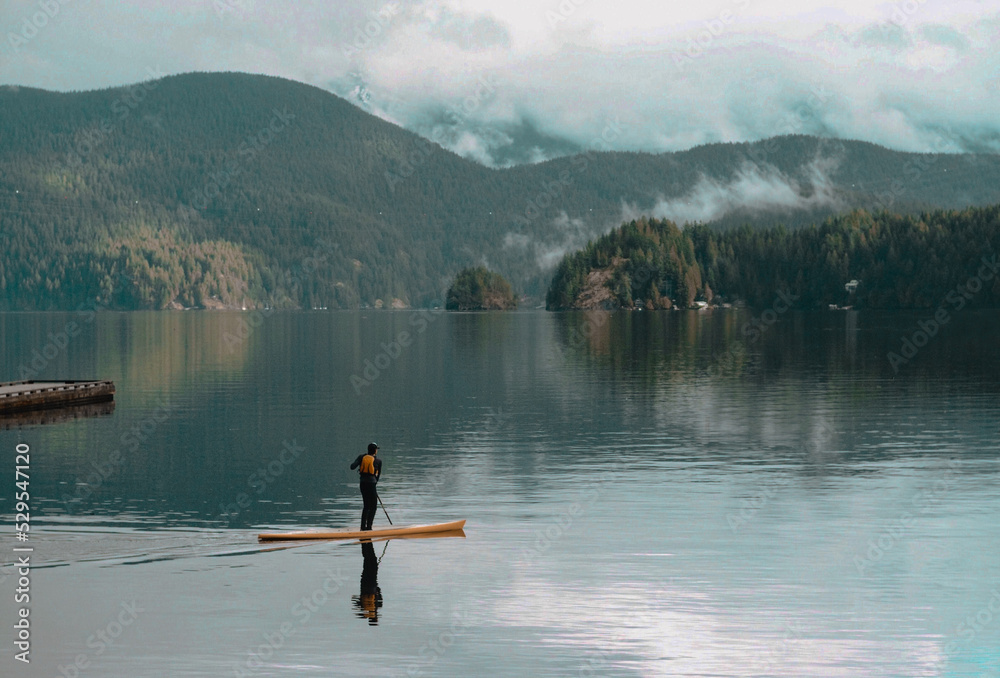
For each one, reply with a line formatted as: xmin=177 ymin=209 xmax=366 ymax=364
xmin=0 ymin=309 xmax=998 ymax=677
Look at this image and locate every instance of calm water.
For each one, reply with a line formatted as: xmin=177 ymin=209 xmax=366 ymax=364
xmin=0 ymin=309 xmax=998 ymax=677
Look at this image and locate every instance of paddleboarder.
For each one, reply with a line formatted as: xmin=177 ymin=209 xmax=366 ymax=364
xmin=350 ymin=443 xmax=382 ymax=530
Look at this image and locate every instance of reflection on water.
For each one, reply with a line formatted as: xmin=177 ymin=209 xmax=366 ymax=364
xmin=550 ymin=308 xmax=1000 ymax=386
xmin=1 ymin=310 xmax=998 ymax=677
xmin=353 ymin=540 xmax=385 ymax=625
xmin=0 ymin=398 xmax=114 ymax=430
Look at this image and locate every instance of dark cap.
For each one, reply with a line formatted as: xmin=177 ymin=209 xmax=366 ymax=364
xmin=367 ymin=442 xmax=379 ymax=453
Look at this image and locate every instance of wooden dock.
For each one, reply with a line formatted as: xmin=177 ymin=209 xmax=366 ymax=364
xmin=0 ymin=380 xmax=116 ymax=413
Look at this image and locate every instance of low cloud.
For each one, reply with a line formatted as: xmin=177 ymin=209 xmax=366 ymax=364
xmin=505 ymin=155 xmax=848 ymax=272
xmin=504 ymin=211 xmax=607 ymax=271
xmin=340 ymin=6 xmax=1000 ymax=164
xmin=650 ymin=157 xmax=844 ymax=226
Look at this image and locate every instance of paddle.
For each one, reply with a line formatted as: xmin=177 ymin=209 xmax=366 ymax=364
xmin=377 ymin=491 xmax=393 ymax=525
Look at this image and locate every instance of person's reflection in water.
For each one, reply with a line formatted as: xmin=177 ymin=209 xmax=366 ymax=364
xmin=352 ymin=540 xmax=383 ymax=625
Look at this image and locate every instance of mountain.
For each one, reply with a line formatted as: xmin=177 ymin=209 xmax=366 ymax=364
xmin=2 ymin=72 xmax=1000 ymax=310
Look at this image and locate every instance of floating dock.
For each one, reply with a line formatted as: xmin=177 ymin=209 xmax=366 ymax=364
xmin=0 ymin=380 xmax=116 ymax=413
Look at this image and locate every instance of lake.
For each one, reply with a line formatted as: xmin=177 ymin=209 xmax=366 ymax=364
xmin=1 ymin=308 xmax=998 ymax=677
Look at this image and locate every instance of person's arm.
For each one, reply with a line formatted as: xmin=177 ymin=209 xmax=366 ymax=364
xmin=374 ymin=458 xmax=382 ymax=481
xmin=350 ymin=455 xmax=362 ymax=470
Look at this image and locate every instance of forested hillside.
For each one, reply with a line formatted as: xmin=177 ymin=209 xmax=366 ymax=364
xmin=3 ymin=72 xmax=1000 ymax=309
xmin=546 ymin=206 xmax=1000 ymax=310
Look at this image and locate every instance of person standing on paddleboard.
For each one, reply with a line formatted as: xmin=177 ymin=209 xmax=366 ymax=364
xmin=350 ymin=443 xmax=382 ymax=530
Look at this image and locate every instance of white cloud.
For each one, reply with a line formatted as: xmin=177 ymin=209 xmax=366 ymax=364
xmin=2 ymin=0 xmax=999 ymax=162
xmin=504 ymin=210 xmax=608 ymax=271
xmin=650 ymin=158 xmax=844 ymax=226
xmin=339 ymin=4 xmax=1000 ymax=162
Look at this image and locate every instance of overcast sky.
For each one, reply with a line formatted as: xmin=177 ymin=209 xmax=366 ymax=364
xmin=3 ymin=0 xmax=999 ymax=165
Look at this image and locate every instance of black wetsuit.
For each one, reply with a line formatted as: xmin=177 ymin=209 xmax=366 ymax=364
xmin=350 ymin=454 xmax=382 ymax=530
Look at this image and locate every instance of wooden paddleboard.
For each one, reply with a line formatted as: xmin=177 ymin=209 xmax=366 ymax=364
xmin=258 ymin=519 xmax=466 ymax=542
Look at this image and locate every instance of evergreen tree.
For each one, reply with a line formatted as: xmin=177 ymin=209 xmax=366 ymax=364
xmin=446 ymin=267 xmax=517 ymax=310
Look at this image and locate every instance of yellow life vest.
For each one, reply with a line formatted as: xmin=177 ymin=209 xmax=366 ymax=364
xmin=360 ymin=454 xmax=376 ymax=475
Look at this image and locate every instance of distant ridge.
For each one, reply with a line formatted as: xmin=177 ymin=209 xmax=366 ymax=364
xmin=2 ymin=72 xmax=1000 ymax=309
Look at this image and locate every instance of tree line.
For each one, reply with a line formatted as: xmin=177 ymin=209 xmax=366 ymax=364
xmin=547 ymin=206 xmax=1000 ymax=310
xmin=3 ymin=73 xmax=1000 ymax=309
